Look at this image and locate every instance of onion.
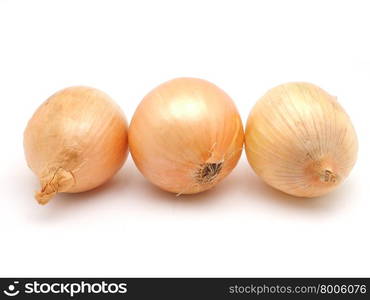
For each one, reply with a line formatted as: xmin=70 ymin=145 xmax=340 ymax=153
xmin=129 ymin=77 xmax=244 ymax=194
xmin=24 ymin=86 xmax=128 ymax=204
xmin=245 ymin=82 xmax=358 ymax=197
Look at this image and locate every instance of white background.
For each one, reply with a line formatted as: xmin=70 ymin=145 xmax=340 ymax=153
xmin=0 ymin=0 xmax=369 ymax=277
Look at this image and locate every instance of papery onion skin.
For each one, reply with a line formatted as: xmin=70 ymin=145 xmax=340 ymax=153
xmin=24 ymin=86 xmax=128 ymax=204
xmin=245 ymin=82 xmax=358 ymax=198
xmin=129 ymin=77 xmax=244 ymax=194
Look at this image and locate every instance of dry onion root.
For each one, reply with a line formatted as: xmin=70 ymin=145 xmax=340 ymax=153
xmin=245 ymin=82 xmax=358 ymax=198
xmin=129 ymin=77 xmax=244 ymax=194
xmin=24 ymin=86 xmax=128 ymax=205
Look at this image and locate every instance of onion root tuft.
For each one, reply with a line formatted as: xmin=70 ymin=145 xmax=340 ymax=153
xmin=195 ymin=162 xmax=223 ymax=184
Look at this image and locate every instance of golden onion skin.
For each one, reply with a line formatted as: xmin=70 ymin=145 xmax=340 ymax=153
xmin=24 ymin=86 xmax=128 ymax=204
xmin=245 ymin=82 xmax=358 ymax=198
xmin=129 ymin=77 xmax=244 ymax=194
